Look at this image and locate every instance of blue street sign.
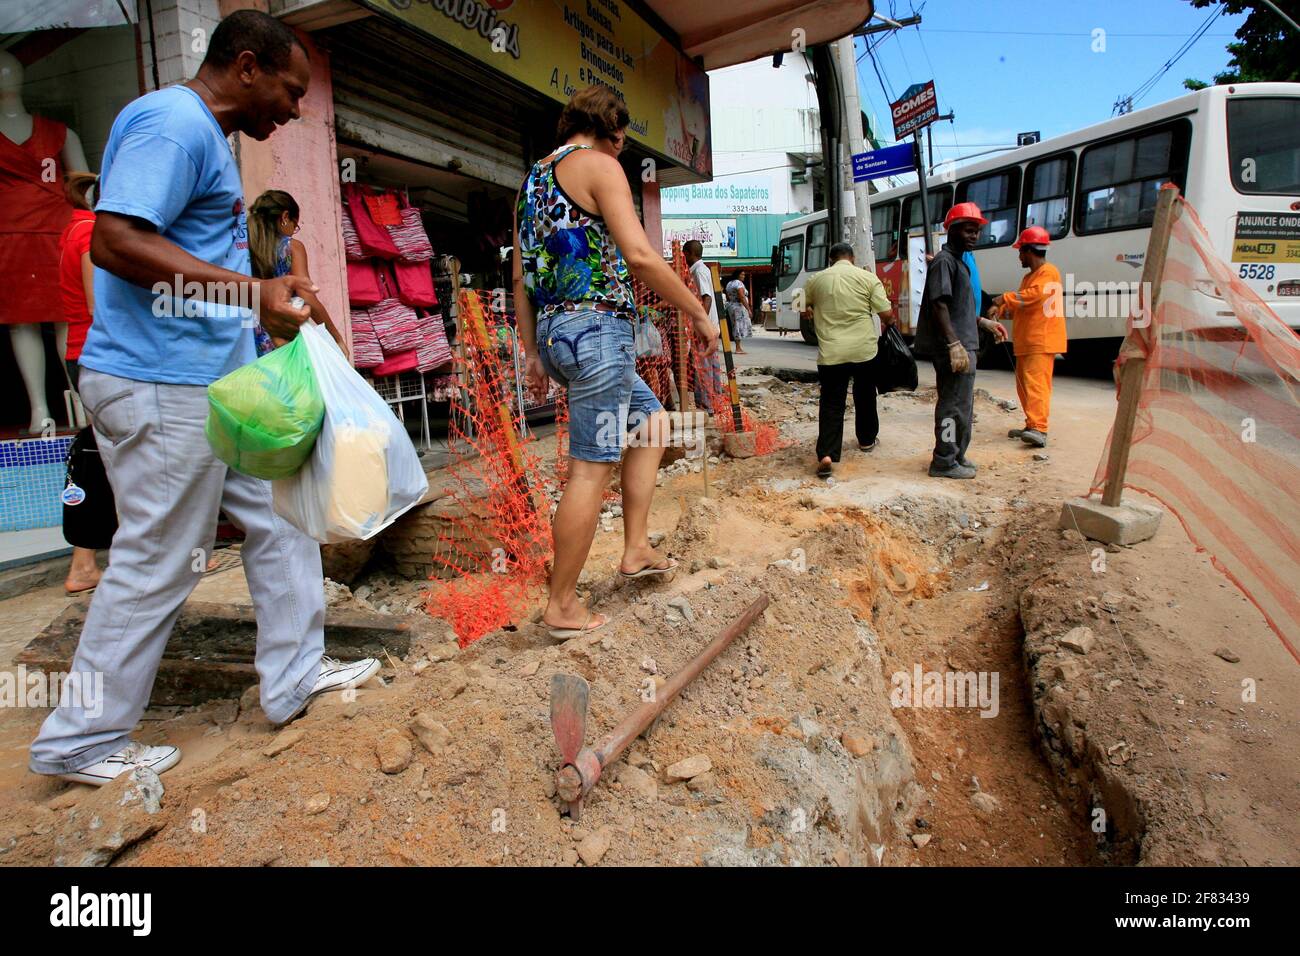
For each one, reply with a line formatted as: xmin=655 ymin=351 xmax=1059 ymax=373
xmin=852 ymin=143 xmax=914 ymax=183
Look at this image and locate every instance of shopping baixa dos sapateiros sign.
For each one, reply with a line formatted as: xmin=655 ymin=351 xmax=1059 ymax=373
xmin=660 ymin=175 xmax=780 ymax=216
xmin=374 ymin=0 xmax=712 ymax=177
xmin=891 ymin=81 xmax=938 ymax=140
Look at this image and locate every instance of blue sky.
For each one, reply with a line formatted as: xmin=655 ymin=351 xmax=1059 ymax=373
xmin=856 ymin=0 xmax=1250 ymax=164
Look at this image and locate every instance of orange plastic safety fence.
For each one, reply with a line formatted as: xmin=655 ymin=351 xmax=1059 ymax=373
xmin=424 ymin=289 xmax=553 ymax=646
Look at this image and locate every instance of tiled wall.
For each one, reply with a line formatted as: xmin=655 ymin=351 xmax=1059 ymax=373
xmin=0 ymin=438 xmax=73 ymax=532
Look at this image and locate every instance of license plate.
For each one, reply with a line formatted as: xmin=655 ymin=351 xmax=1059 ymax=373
xmin=1279 ymin=281 xmax=1300 ymax=297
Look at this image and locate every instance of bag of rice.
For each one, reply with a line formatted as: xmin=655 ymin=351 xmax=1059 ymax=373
xmin=272 ymin=322 xmax=428 ymax=542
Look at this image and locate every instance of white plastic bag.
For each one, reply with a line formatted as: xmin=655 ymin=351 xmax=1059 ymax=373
xmin=272 ymin=323 xmax=428 ymax=543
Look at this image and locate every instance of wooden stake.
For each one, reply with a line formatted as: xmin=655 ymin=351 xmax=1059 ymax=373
xmin=1101 ymin=185 xmax=1181 ymax=507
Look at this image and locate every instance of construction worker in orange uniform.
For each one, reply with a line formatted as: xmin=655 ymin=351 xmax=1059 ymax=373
xmin=991 ymin=226 xmax=1066 ymax=448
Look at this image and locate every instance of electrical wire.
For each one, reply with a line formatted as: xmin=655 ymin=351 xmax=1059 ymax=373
xmin=1116 ymin=1 xmax=1225 ymax=112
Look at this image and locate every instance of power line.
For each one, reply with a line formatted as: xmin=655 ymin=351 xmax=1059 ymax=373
xmin=1114 ymin=1 xmax=1225 ymax=114
xmin=918 ymin=28 xmax=1235 ymax=37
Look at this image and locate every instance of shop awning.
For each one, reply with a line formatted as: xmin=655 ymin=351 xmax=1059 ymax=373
xmin=643 ymin=0 xmax=874 ymax=70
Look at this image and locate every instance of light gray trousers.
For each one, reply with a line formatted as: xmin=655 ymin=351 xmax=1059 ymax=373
xmin=29 ymin=368 xmax=324 ymax=775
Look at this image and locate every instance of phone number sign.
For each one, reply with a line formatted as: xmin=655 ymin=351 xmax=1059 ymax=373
xmin=892 ymin=81 xmax=938 ymax=140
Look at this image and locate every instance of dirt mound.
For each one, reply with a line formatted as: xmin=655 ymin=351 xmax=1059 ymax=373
xmin=6 ymin=493 xmax=924 ymax=867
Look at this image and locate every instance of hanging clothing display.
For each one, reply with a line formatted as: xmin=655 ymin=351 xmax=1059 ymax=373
xmin=1 ymin=117 xmax=72 ymax=325
xmin=342 ymin=182 xmax=450 ymax=375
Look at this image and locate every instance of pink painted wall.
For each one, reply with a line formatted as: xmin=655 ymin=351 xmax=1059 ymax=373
xmin=642 ymin=179 xmax=662 ymax=257
xmin=235 ymin=27 xmax=349 ymax=348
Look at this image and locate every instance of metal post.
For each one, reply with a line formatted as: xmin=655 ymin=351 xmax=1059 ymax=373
xmin=912 ymin=136 xmax=933 ymax=257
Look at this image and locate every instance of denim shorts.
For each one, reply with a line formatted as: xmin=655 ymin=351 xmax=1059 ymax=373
xmin=537 ymin=309 xmax=663 ymax=463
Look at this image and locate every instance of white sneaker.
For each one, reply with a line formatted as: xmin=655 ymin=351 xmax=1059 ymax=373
xmin=60 ymin=741 xmax=181 ymax=786
xmin=280 ymin=656 xmax=382 ymax=724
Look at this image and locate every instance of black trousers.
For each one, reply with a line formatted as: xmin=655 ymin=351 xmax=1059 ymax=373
xmin=816 ymin=360 xmax=878 ymax=462
xmin=931 ymin=347 xmax=976 ymax=469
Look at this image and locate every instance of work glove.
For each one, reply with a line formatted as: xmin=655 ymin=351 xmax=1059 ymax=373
xmin=947 ymin=340 xmax=971 ymax=373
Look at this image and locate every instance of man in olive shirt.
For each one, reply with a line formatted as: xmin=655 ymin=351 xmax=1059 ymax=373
xmin=801 ymin=242 xmax=894 ymax=477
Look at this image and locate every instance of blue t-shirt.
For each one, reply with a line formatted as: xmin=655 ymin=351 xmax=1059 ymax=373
xmin=79 ymin=85 xmax=255 ymax=386
xmin=963 ymin=251 xmax=983 ymax=315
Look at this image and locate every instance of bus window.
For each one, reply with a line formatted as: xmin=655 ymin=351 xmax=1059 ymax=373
xmin=776 ymin=234 xmax=804 ymax=291
xmin=903 ymin=186 xmax=953 ymax=237
xmin=870 ymin=201 xmax=900 ymax=261
xmin=1023 ymin=154 xmax=1074 ymax=239
xmin=806 ymin=220 xmax=829 ymax=272
xmin=958 ymin=168 xmax=1020 ymax=247
xmin=1228 ymin=97 xmax=1300 ymax=194
xmin=1077 ymin=120 xmax=1189 ymax=234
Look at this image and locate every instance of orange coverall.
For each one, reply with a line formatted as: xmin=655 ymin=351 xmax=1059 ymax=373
xmin=997 ymin=262 xmax=1067 ymax=433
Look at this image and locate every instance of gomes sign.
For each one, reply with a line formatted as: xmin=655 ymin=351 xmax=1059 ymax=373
xmin=891 ymin=81 xmax=938 ymax=140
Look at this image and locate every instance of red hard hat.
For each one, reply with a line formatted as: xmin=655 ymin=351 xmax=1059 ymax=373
xmin=1013 ymin=226 xmax=1052 ymax=248
xmin=944 ymin=201 xmax=988 ymax=229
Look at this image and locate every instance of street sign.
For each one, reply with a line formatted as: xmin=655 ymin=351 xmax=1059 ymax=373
xmin=891 ymin=81 xmax=938 ymax=140
xmin=852 ymin=143 xmax=914 ymax=182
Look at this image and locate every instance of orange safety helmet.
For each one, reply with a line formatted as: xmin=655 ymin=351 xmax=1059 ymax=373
xmin=1012 ymin=226 xmax=1052 ymax=249
xmin=943 ymin=201 xmax=988 ymax=229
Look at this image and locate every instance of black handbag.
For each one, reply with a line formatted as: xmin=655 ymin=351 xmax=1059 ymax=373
xmin=62 ymin=426 xmax=118 ymax=551
xmin=875 ymin=324 xmax=919 ymax=394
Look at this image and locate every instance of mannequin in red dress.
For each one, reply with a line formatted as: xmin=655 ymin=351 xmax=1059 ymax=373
xmin=0 ymin=50 xmax=89 ymax=434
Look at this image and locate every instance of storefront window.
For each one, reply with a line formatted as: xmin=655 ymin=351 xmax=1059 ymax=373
xmin=2 ymin=1 xmax=142 ymax=440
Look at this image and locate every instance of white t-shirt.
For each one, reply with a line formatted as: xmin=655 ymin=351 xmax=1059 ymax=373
xmin=689 ymin=259 xmax=720 ymax=328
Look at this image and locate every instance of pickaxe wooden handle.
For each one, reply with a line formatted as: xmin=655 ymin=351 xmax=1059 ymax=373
xmin=551 ymin=593 xmax=770 ymax=819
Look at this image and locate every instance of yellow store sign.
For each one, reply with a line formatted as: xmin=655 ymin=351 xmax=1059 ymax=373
xmin=369 ymin=0 xmax=712 ymax=178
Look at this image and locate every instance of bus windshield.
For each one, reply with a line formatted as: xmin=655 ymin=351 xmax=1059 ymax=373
xmin=777 ymin=235 xmax=804 ymax=291
xmin=1228 ymin=97 xmax=1300 ymax=195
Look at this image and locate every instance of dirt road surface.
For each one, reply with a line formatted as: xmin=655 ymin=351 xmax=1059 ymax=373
xmin=1 ymin=328 xmax=1294 ymax=866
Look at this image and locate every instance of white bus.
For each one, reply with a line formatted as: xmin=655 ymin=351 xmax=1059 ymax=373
xmin=769 ymin=82 xmax=1300 ymax=355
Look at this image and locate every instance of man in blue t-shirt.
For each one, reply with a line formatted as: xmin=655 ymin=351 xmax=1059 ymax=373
xmin=30 ymin=11 xmax=380 ymax=787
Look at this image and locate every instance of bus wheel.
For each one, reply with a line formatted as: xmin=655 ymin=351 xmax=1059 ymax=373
xmin=800 ymin=317 xmax=818 ymax=346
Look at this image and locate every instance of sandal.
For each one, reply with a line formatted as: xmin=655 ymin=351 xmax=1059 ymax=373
xmin=544 ymin=609 xmax=609 ymax=642
xmin=816 ymin=459 xmax=834 ymax=478
xmin=618 ymin=558 xmax=678 ymax=581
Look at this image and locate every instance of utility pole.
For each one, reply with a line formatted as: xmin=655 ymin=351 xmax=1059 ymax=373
xmin=925 ymin=111 xmax=955 ymax=171
xmin=832 ymin=35 xmax=875 ymax=270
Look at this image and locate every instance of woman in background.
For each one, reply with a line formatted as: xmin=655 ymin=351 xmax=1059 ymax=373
xmin=248 ymin=189 xmax=346 ymax=354
xmin=58 ymin=172 xmax=108 ymax=595
xmin=725 ymin=270 xmax=752 ymax=353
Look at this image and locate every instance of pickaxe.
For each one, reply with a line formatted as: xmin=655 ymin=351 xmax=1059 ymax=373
xmin=549 ymin=593 xmax=770 ymax=820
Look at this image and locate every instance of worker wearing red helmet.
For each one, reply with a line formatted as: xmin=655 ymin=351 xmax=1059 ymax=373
xmin=915 ymin=201 xmax=1009 ymax=479
xmin=991 ymin=225 xmax=1066 ymax=448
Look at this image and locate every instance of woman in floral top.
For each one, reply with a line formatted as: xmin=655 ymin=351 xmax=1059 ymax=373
xmin=514 ymin=85 xmax=716 ymax=639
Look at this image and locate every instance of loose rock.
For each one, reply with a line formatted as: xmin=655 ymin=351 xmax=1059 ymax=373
xmin=376 ymin=729 xmax=413 ymax=774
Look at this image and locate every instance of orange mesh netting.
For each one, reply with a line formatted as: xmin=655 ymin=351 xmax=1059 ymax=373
xmin=425 ymin=289 xmax=553 ymax=646
xmin=1088 ymin=190 xmax=1300 ymax=660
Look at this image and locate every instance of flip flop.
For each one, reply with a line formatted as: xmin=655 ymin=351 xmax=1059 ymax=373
xmin=64 ymin=584 xmax=97 ymax=596
xmin=545 ymin=610 xmax=608 ymax=642
xmin=816 ymin=460 xmax=834 ymax=478
xmin=618 ymin=558 xmax=678 ymax=580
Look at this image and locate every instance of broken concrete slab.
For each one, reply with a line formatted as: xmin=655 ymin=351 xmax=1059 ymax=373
xmin=16 ymin=601 xmax=416 ymax=708
xmin=1058 ymin=497 xmax=1162 ymax=546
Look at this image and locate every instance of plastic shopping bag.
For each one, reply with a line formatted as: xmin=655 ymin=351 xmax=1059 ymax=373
xmin=206 ymin=333 xmax=325 ymax=480
xmin=874 ymin=324 xmax=919 ymax=394
xmin=272 ymin=322 xmax=428 ymax=543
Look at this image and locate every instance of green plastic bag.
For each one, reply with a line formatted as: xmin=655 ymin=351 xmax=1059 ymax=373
xmin=206 ymin=334 xmax=325 ymax=480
